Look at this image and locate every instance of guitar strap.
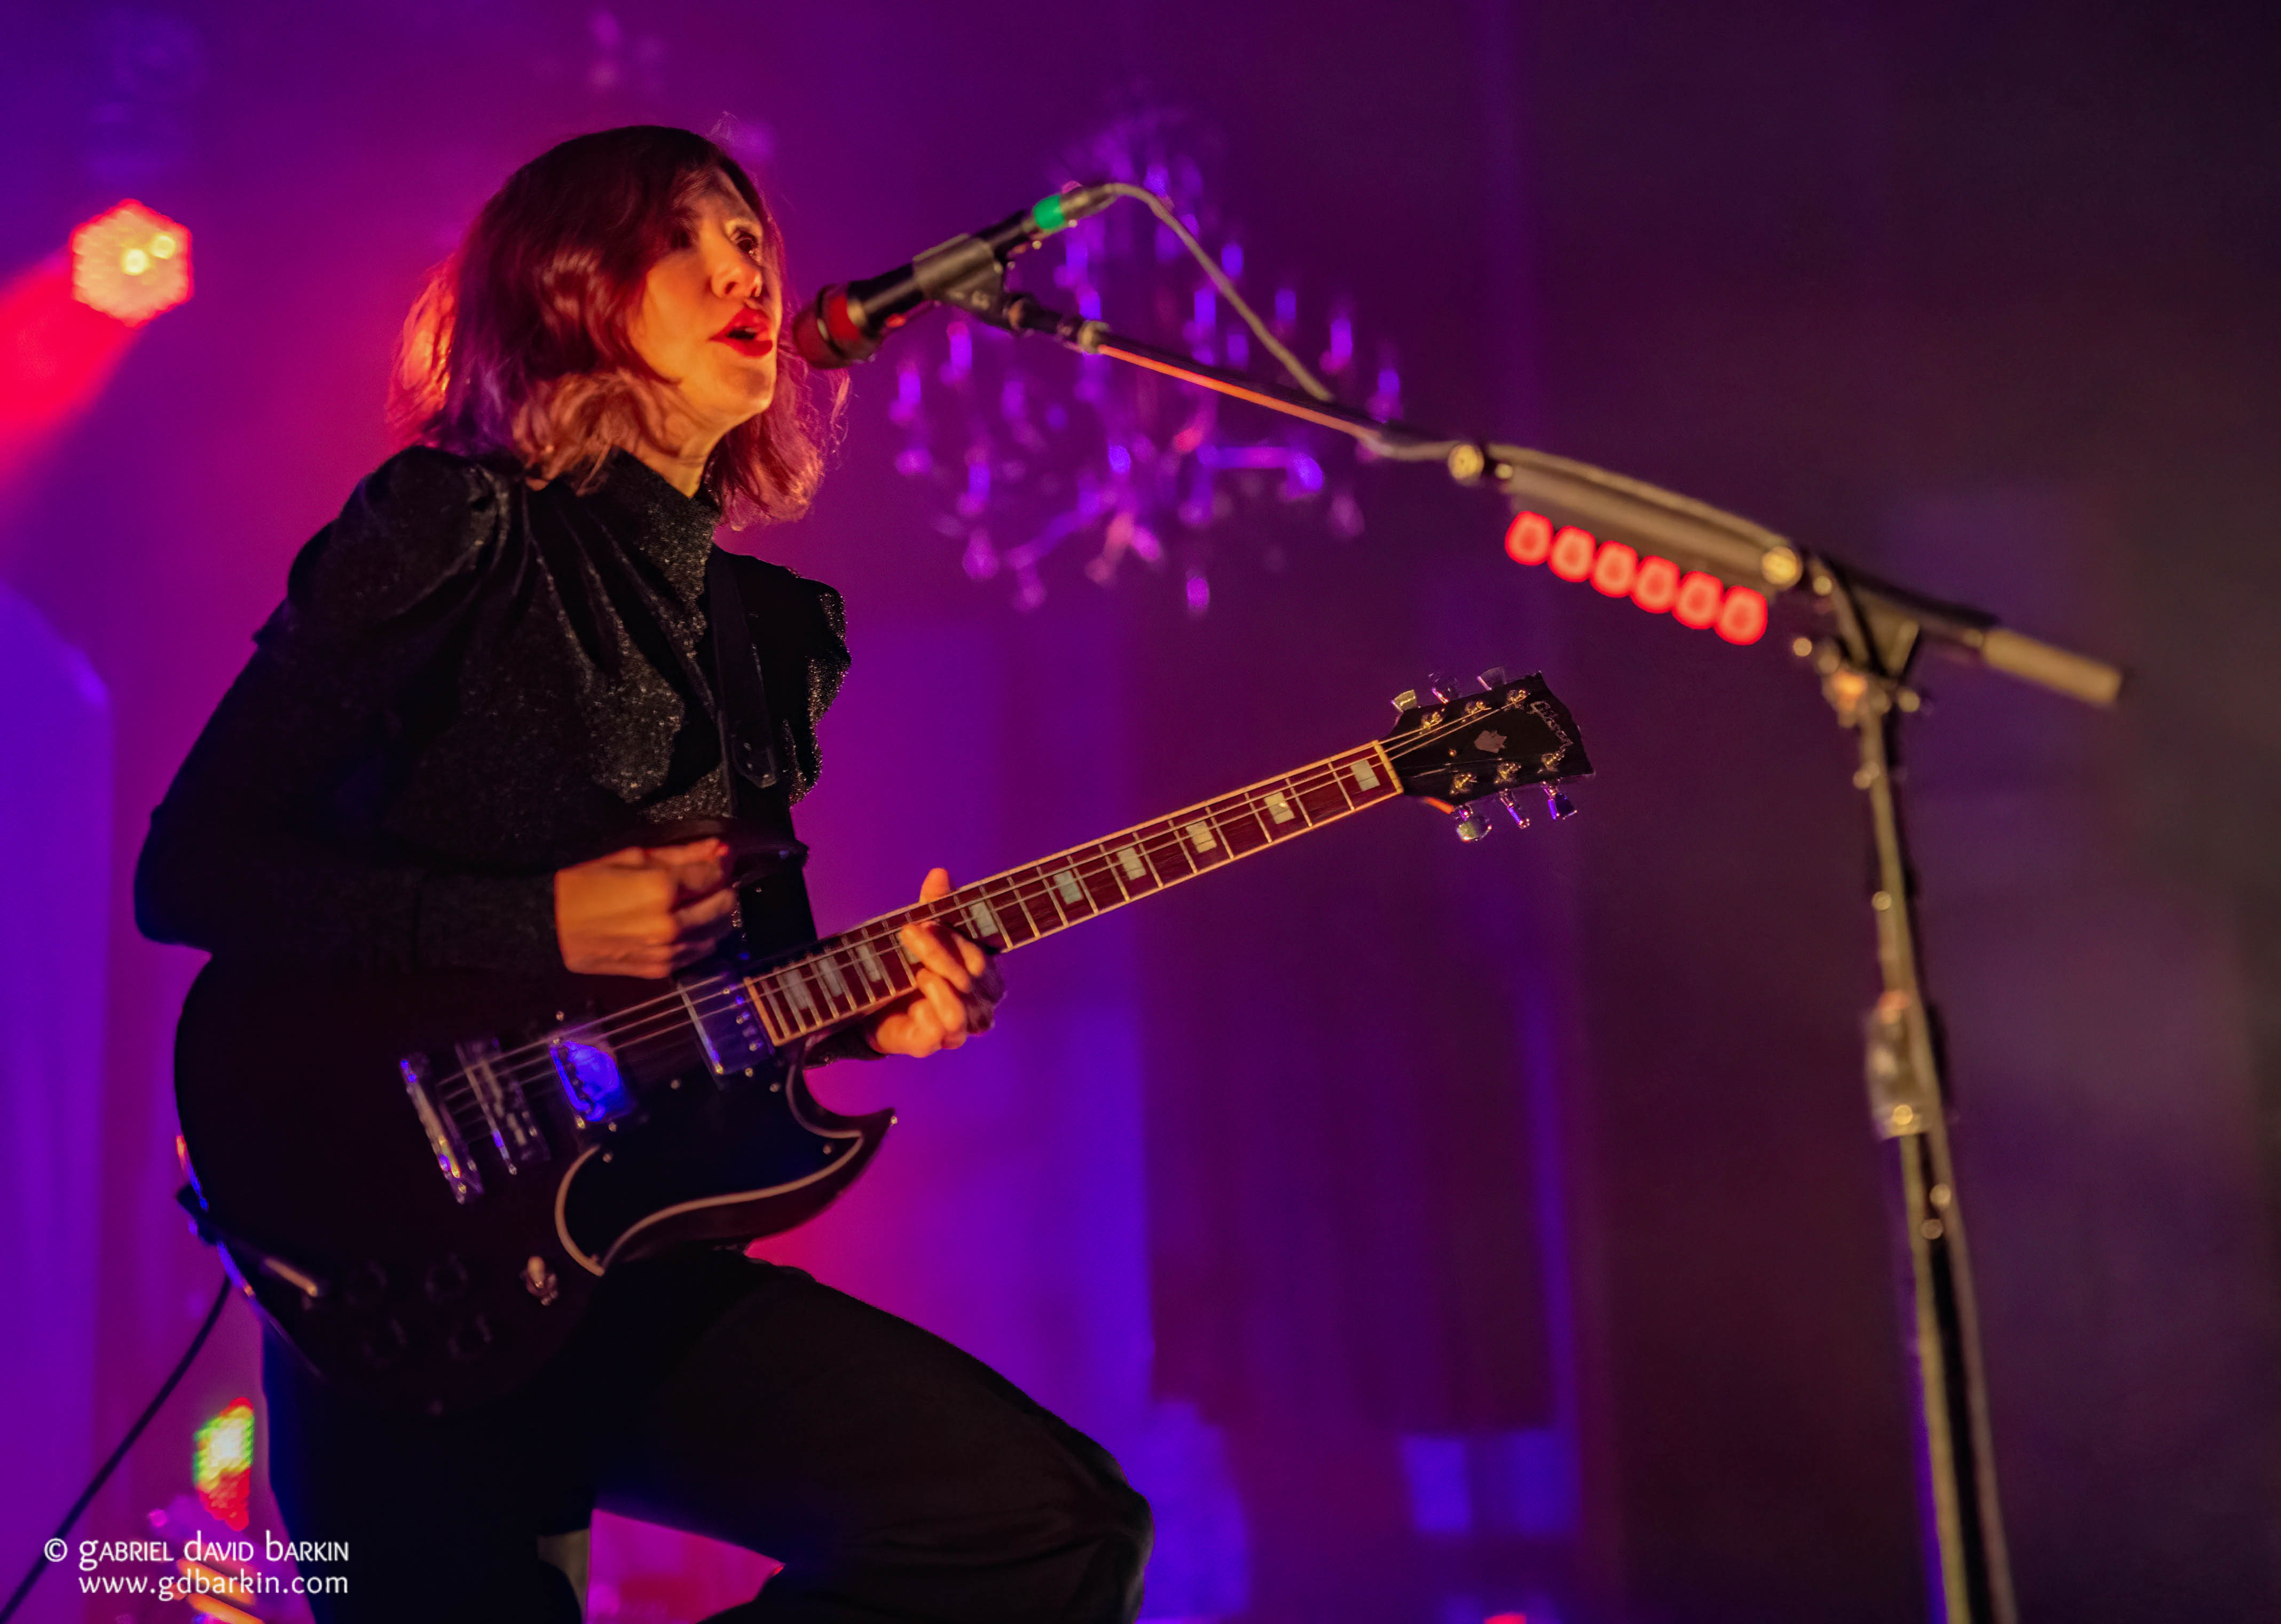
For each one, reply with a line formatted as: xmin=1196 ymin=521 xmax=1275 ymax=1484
xmin=705 ymin=548 xmax=820 ymax=953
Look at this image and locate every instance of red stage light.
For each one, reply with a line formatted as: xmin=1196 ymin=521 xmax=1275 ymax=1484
xmin=70 ymin=200 xmax=191 ymax=327
xmin=0 ymin=263 xmax=137 ymax=500
xmin=1716 ymin=586 xmax=1769 ymax=644
xmin=1589 ymin=539 xmax=1638 ymax=596
xmin=1547 ymin=525 xmax=1596 ymax=581
xmin=1504 ymin=509 xmax=1552 ymax=565
xmin=1673 ymin=571 xmax=1724 ymax=628
xmin=1631 ymin=555 xmax=1679 ymax=613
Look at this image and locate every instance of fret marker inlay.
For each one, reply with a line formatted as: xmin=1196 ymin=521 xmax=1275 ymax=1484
xmin=1185 ymin=820 xmax=1218 ymax=852
xmin=1053 ymin=870 xmax=1083 ymax=904
xmin=1116 ymin=847 xmax=1145 ymax=880
xmin=1350 ymin=759 xmax=1381 ymax=792
xmin=1264 ymin=790 xmax=1295 ymax=824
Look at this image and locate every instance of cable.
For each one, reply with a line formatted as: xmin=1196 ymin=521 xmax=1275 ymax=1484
xmin=1074 ymin=187 xmax=1808 ymax=596
xmin=0 ymin=1275 xmax=235 ymax=1624
xmin=1100 ymin=183 xmax=1335 ymax=403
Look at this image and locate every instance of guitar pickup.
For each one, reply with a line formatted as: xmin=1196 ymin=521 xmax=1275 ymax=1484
xmin=677 ymin=969 xmax=772 ymax=1083
xmin=455 ymin=1037 xmax=550 ymax=1171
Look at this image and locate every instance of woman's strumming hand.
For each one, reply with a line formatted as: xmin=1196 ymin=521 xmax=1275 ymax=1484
xmin=862 ymin=868 xmax=1005 ymax=1058
xmin=555 ymin=839 xmax=737 ymax=978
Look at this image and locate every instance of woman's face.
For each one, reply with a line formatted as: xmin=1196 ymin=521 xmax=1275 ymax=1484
xmin=627 ymin=176 xmax=781 ymax=438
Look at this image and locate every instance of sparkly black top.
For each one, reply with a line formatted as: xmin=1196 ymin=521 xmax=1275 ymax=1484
xmin=135 ymin=447 xmax=848 ymax=974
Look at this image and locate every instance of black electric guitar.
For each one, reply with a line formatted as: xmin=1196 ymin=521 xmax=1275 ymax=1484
xmin=174 ymin=669 xmax=1590 ymax=1414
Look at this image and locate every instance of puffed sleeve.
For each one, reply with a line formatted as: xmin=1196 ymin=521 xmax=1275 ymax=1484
xmin=729 ymin=556 xmax=849 ymax=806
xmin=134 ymin=447 xmax=560 ymax=973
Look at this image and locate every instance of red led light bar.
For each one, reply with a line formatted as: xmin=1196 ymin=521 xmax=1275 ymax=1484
xmin=1502 ymin=509 xmax=1768 ymax=646
xmin=70 ymin=200 xmax=192 ymax=327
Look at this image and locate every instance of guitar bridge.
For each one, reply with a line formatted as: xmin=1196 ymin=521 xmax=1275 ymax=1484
xmin=399 ymin=1054 xmax=482 ymax=1204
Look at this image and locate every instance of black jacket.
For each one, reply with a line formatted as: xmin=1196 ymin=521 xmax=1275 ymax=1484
xmin=135 ymin=446 xmax=847 ymax=974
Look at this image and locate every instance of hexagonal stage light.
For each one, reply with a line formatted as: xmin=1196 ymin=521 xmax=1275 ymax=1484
xmin=70 ymin=200 xmax=192 ymax=327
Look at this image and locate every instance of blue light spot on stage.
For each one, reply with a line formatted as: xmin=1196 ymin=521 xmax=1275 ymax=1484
xmin=1401 ymin=1434 xmax=1473 ymax=1535
xmin=1485 ymin=1428 xmax=1577 ymax=1535
xmin=1400 ymin=1429 xmax=1576 ymax=1539
xmin=553 ymin=1038 xmax=632 ymax=1121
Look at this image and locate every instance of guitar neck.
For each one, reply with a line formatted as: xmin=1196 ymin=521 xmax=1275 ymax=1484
xmin=742 ymin=742 xmax=1403 ymax=1047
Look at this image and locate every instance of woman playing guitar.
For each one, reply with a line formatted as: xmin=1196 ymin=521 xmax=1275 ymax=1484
xmin=135 ymin=125 xmax=1150 ymax=1624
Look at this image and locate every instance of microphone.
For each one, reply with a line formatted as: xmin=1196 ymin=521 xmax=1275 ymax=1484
xmin=792 ymin=183 xmax=1118 ymax=368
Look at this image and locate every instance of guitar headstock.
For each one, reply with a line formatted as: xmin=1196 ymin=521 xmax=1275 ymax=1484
xmin=1379 ymin=667 xmax=1592 ymax=839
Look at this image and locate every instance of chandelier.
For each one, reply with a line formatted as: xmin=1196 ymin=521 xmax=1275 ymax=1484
xmin=885 ymin=109 xmax=1400 ymax=616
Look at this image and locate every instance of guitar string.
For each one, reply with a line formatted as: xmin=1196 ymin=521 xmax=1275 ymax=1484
xmin=436 ymin=801 xmax=1327 ymax=1108
xmin=429 ymin=769 xmax=1371 ymax=1113
xmin=426 ymin=732 xmax=1441 ymax=1102
xmin=426 ymin=754 xmax=1397 ymax=1117
xmin=429 ymin=748 xmax=1386 ymax=1101
xmin=427 ymin=702 xmax=1571 ymax=1120
xmin=429 ymin=711 xmax=1567 ymax=1122
xmin=426 ymin=699 xmax=1566 ymax=1115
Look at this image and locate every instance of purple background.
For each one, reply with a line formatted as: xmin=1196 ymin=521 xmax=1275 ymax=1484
xmin=2 ymin=2 xmax=2278 ymax=1621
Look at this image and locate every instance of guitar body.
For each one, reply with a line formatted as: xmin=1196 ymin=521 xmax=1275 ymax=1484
xmin=174 ymin=957 xmax=892 ymax=1415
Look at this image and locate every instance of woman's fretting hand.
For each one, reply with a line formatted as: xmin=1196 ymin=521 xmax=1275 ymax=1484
xmin=861 ymin=868 xmax=1006 ymax=1058
xmin=555 ymin=839 xmax=736 ymax=977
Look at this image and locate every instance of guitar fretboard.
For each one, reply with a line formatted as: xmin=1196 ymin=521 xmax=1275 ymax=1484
xmin=741 ymin=743 xmax=1401 ymax=1047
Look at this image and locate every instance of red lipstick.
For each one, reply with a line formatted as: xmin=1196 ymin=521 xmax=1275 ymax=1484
xmin=712 ymin=308 xmax=774 ymax=358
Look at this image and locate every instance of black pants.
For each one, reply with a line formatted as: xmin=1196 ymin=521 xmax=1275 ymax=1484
xmin=263 ymin=1251 xmax=1152 ymax=1622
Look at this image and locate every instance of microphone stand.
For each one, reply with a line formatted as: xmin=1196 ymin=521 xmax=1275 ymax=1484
xmin=957 ymin=266 xmax=2125 ymax=1624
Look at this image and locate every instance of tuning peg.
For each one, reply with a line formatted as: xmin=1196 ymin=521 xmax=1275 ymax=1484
xmin=1476 ymin=666 xmax=1509 ymax=691
xmin=1426 ymin=673 xmax=1458 ymax=704
xmin=1543 ymin=785 xmax=1579 ymax=821
xmin=1496 ymin=789 xmax=1532 ymax=829
xmin=1391 ymin=689 xmax=1421 ymax=713
xmin=1450 ymin=804 xmax=1492 ymax=842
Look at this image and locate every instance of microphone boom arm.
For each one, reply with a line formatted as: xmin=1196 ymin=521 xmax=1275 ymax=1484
xmin=990 ymin=288 xmax=2122 ymax=707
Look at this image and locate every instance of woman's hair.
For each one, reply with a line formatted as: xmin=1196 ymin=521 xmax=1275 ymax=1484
xmin=391 ymin=125 xmax=843 ymax=527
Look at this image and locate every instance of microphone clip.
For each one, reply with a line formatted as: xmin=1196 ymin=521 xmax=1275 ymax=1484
xmin=799 ymin=232 xmax=1014 ymax=366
